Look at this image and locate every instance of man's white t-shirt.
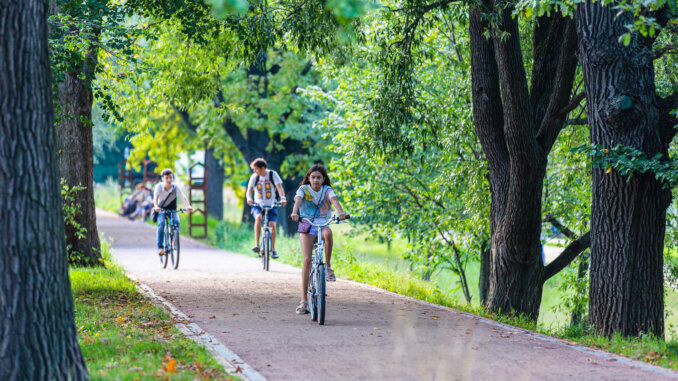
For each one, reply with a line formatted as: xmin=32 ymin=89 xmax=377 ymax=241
xmin=153 ymin=183 xmax=186 ymax=209
xmin=248 ymin=169 xmax=283 ymax=207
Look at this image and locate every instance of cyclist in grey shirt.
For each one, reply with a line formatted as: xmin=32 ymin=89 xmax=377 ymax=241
xmin=154 ymin=168 xmax=192 ymax=255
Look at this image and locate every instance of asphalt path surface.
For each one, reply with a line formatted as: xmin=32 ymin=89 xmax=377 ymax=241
xmin=97 ymin=210 xmax=678 ymax=380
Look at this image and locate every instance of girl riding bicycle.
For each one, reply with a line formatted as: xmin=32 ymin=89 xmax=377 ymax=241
xmin=154 ymin=169 xmax=192 ymax=255
xmin=290 ymin=164 xmax=347 ymax=314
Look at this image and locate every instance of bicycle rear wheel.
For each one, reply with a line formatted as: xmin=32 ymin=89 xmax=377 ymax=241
xmin=308 ymin=268 xmax=318 ymax=321
xmin=318 ymin=264 xmax=326 ymax=325
xmin=171 ymin=229 xmax=180 ymax=269
xmin=162 ymin=226 xmax=170 ymax=268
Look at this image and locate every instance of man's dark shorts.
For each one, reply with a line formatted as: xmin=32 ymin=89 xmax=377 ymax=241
xmin=251 ymin=205 xmax=279 ymax=223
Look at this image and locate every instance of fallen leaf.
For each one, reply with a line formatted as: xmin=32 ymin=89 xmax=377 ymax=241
xmin=235 ymin=366 xmax=243 ymax=373
xmin=166 ymin=358 xmax=177 ymax=374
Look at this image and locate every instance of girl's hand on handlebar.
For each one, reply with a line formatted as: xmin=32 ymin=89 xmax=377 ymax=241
xmin=338 ymin=213 xmax=349 ymax=221
xmin=247 ymin=199 xmax=254 ymax=206
xmin=154 ymin=207 xmax=161 ymax=212
xmin=290 ymin=213 xmax=299 ymax=222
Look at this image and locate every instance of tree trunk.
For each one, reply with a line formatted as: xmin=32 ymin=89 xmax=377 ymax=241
xmin=470 ymin=6 xmax=546 ymax=319
xmin=575 ymin=0 xmax=669 ymax=337
xmin=57 ymin=70 xmax=102 ymax=265
xmin=0 ymin=1 xmax=89 ymax=378
xmin=478 ymin=239 xmax=490 ymax=304
xmin=54 ymin=8 xmax=102 ymax=266
xmin=470 ymin=3 xmax=578 ymax=319
xmin=279 ymin=177 xmax=301 ymax=236
xmin=205 ymin=147 xmax=224 ymax=220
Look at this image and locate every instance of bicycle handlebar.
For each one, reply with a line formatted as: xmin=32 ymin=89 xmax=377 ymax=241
xmin=252 ymin=202 xmax=284 ymax=210
xmin=290 ymin=214 xmax=351 ymax=227
xmin=160 ymin=208 xmax=187 ymax=213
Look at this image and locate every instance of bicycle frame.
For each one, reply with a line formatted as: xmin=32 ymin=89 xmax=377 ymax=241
xmin=301 ymin=216 xmax=348 ymax=325
xmin=253 ymin=202 xmax=282 ymax=271
xmin=253 ymin=202 xmax=282 ymax=232
xmin=160 ymin=208 xmax=185 ymax=269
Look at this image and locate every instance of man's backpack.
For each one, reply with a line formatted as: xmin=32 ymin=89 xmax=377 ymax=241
xmin=256 ymin=170 xmax=281 ymax=202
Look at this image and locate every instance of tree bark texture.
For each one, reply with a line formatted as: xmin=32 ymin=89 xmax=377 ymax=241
xmin=575 ymin=1 xmax=670 ymax=337
xmin=205 ymin=147 xmax=224 ymax=220
xmin=0 ymin=1 xmax=89 ymax=378
xmin=478 ymin=240 xmax=490 ymax=304
xmin=54 ymin=8 xmax=101 ymax=266
xmin=469 ymin=4 xmax=578 ymax=319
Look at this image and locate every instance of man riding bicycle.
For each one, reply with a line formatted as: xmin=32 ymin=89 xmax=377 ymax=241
xmin=154 ymin=169 xmax=192 ymax=256
xmin=246 ymin=158 xmax=287 ymax=259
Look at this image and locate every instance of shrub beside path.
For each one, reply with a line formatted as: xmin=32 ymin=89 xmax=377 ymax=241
xmin=97 ymin=210 xmax=678 ymax=380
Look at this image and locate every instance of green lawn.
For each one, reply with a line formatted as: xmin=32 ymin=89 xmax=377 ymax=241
xmin=72 ymin=239 xmax=239 ymax=380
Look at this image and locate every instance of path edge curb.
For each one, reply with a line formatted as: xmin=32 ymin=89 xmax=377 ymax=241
xmin=128 ymin=273 xmax=267 ymax=381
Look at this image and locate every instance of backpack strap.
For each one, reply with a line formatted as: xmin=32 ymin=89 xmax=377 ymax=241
xmin=160 ymin=185 xmax=177 ymax=208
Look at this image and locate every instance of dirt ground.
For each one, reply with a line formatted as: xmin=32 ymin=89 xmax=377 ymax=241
xmin=97 ymin=210 xmax=678 ymax=380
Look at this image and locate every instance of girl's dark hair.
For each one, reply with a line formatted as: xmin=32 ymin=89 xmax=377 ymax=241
xmin=250 ymin=158 xmax=267 ymax=170
xmin=300 ymin=165 xmax=332 ymax=187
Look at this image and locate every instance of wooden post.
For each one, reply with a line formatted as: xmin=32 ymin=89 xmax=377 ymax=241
xmin=188 ymin=162 xmax=208 ymax=238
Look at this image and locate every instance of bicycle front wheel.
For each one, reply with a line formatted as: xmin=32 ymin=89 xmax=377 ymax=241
xmin=262 ymin=230 xmax=270 ymax=271
xmin=308 ymin=268 xmax=318 ymax=321
xmin=317 ymin=264 xmax=326 ymax=325
xmin=172 ymin=229 xmax=180 ymax=269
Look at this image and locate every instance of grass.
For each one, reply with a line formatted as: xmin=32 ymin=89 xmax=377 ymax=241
xmin=71 ymin=238 xmax=239 ymax=380
xmin=94 ymin=183 xmax=678 ymax=371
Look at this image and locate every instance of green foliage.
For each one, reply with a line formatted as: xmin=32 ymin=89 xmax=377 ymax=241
xmin=62 ymin=179 xmax=101 ymax=266
xmin=552 ymin=255 xmax=589 ymax=320
xmin=298 ymin=6 xmax=488 ymax=302
xmin=573 ymin=144 xmax=678 ymax=187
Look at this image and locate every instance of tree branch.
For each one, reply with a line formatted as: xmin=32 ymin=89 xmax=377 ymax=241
xmin=543 ymin=214 xmax=576 ymax=240
xmin=654 ymin=44 xmax=678 ymax=60
xmin=172 ymin=105 xmax=198 ymax=132
xmin=535 ymin=18 xmax=579 ymax=154
xmin=542 ymin=231 xmax=590 ymax=281
xmin=566 ymin=118 xmax=588 ymax=126
xmin=558 ymin=92 xmax=586 ymax=116
xmin=215 ymin=89 xmax=253 ymax=160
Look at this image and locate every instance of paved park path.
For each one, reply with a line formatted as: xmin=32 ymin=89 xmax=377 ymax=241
xmin=97 ymin=210 xmax=678 ymax=380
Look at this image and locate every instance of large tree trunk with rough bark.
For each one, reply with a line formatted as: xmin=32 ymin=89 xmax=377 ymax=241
xmin=53 ymin=3 xmax=101 ymax=266
xmin=0 ymin=1 xmax=89 ymax=378
xmin=469 ymin=2 xmax=579 ymax=319
xmin=57 ymin=70 xmax=101 ymax=265
xmin=575 ymin=1 xmax=670 ymax=337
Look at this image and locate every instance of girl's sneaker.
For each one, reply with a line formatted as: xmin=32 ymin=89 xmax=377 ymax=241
xmin=295 ymin=300 xmax=309 ymax=314
xmin=252 ymin=245 xmax=260 ymax=253
xmin=326 ymin=267 xmax=336 ymax=282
